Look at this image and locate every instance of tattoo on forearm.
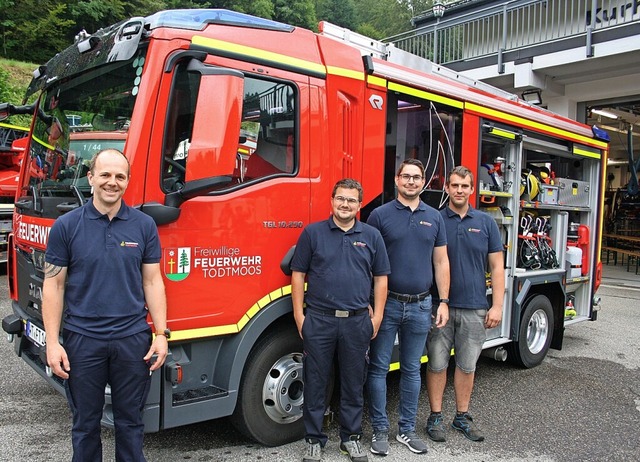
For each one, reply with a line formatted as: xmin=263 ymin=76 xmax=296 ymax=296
xmin=44 ymin=263 xmax=63 ymax=278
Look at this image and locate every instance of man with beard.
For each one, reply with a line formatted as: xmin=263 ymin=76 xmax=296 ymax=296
xmin=366 ymin=159 xmax=450 ymax=456
xmin=425 ymin=166 xmax=504 ymax=443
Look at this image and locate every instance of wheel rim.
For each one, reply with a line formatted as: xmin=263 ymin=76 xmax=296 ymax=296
xmin=526 ymin=308 xmax=549 ymax=354
xmin=261 ymin=353 xmax=304 ymax=424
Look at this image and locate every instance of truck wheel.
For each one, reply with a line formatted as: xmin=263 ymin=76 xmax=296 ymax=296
xmin=231 ymin=327 xmax=305 ymax=446
xmin=508 ymin=295 xmax=554 ymax=368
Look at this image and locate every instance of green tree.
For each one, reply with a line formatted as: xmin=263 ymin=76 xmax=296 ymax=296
xmin=354 ymin=0 xmax=428 ymax=38
xmin=316 ymin=0 xmax=356 ymax=30
xmin=0 ymin=0 xmax=424 ymax=64
xmin=10 ymin=1 xmax=75 ymax=64
xmin=0 ymin=0 xmax=16 ymax=56
xmin=179 ymin=249 xmax=189 ymax=273
xmin=272 ymin=0 xmax=316 ymax=29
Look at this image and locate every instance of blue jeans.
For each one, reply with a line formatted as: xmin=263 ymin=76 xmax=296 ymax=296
xmin=367 ymin=296 xmax=432 ymax=433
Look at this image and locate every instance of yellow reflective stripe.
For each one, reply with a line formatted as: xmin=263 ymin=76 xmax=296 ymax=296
xmin=166 ymin=285 xmax=295 ymax=342
xmin=389 ymin=355 xmax=429 ymax=372
xmin=389 ymin=82 xmax=463 ymax=109
xmin=31 ymin=135 xmax=53 ymax=150
xmin=489 ymin=127 xmax=517 ymax=140
xmin=0 ymin=122 xmax=29 ymax=132
xmin=326 ymin=65 xmax=364 ymax=81
xmin=191 ymin=35 xmax=326 ymax=77
xmin=467 ymin=102 xmax=608 ymax=150
xmin=367 ymin=75 xmax=387 ymax=88
xmin=573 ymin=146 xmax=602 ymax=159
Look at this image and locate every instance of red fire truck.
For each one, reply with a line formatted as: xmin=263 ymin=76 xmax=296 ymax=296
xmin=0 ymin=122 xmax=28 ymax=263
xmin=1 ymin=9 xmax=609 ymax=446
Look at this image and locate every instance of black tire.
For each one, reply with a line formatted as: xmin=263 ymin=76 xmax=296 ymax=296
xmin=508 ymin=294 xmax=554 ymax=368
xmin=230 ymin=327 xmax=305 ymax=446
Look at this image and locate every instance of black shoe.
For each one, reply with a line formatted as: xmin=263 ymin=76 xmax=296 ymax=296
xmin=451 ymin=413 xmax=484 ymax=442
xmin=395 ymin=431 xmax=428 ymax=454
xmin=370 ymin=430 xmax=389 ymax=455
xmin=425 ymin=413 xmax=446 ymax=442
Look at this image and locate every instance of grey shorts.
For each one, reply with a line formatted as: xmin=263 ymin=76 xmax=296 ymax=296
xmin=427 ymin=307 xmax=487 ymax=373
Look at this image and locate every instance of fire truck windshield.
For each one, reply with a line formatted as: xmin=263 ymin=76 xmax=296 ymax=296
xmin=19 ymin=51 xmax=145 ymax=217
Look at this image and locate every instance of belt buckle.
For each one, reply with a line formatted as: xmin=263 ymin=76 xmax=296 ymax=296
xmin=335 ymin=310 xmax=349 ymax=318
xmin=398 ymin=294 xmax=410 ymax=303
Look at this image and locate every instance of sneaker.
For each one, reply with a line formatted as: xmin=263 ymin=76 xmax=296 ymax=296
xmin=425 ymin=413 xmax=446 ymax=442
xmin=303 ymin=438 xmax=322 ymax=462
xmin=340 ymin=434 xmax=369 ymax=462
xmin=451 ymin=412 xmax=485 ymax=442
xmin=395 ymin=431 xmax=428 ymax=454
xmin=370 ymin=430 xmax=389 ymax=456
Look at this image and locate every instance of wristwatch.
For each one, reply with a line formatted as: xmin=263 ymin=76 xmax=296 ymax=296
xmin=439 ymin=298 xmax=450 ymax=304
xmin=156 ymin=328 xmax=171 ymax=339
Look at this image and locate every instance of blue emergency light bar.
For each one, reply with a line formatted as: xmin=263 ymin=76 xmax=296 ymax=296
xmin=146 ymin=9 xmax=295 ymax=33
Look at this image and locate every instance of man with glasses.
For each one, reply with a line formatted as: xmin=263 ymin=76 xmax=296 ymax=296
xmin=291 ymin=178 xmax=390 ymax=462
xmin=366 ymin=159 xmax=450 ymax=456
xmin=425 ymin=166 xmax=504 ymax=443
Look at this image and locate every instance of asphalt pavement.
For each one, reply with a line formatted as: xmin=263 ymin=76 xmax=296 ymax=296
xmin=1 ymin=262 xmax=639 ymax=461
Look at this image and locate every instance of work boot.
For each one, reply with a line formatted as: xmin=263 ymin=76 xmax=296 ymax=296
xmin=303 ymin=438 xmax=323 ymax=461
xmin=451 ymin=412 xmax=485 ymax=442
xmin=340 ymin=434 xmax=368 ymax=462
xmin=425 ymin=412 xmax=446 ymax=442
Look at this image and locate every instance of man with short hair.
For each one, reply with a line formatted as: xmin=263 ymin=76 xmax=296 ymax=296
xmin=291 ymin=178 xmax=390 ymax=462
xmin=43 ymin=149 xmax=168 ymax=461
xmin=425 ymin=166 xmax=504 ymax=443
xmin=366 ymin=159 xmax=450 ymax=456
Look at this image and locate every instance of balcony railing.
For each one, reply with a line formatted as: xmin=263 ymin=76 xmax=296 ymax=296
xmin=387 ymin=0 xmax=640 ymax=65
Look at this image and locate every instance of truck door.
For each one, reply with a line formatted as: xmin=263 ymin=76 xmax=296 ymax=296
xmin=148 ymin=56 xmax=311 ymax=336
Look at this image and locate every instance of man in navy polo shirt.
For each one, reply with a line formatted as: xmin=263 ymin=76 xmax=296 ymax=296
xmin=291 ymin=178 xmax=390 ymax=462
xmin=43 ymin=148 xmax=168 ymax=462
xmin=366 ymin=158 xmax=450 ymax=456
xmin=425 ymin=165 xmax=504 ymax=444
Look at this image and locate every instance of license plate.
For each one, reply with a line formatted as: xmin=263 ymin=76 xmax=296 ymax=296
xmin=25 ymin=320 xmax=47 ymax=346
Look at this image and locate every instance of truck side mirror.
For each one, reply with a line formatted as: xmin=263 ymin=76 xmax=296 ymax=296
xmin=184 ymin=60 xmax=244 ymax=183
xmin=0 ymin=103 xmax=9 ymax=121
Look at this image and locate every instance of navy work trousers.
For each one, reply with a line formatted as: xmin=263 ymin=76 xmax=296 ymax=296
xmin=63 ymin=329 xmax=152 ymax=462
xmin=302 ymin=308 xmax=373 ymax=445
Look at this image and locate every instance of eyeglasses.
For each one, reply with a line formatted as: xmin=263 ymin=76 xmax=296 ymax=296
xmin=398 ymin=174 xmax=424 ymax=182
xmin=333 ymin=195 xmax=360 ymax=205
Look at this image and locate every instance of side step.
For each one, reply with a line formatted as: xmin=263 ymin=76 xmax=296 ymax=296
xmin=173 ymin=385 xmax=228 ymax=406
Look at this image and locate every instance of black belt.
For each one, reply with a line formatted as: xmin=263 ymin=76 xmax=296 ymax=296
xmin=387 ymin=290 xmax=430 ymax=303
xmin=308 ymin=307 xmax=369 ymax=318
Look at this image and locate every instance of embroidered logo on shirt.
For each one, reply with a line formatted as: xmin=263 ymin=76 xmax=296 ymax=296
xmin=121 ymin=241 xmax=140 ymax=248
xmin=419 ymin=221 xmax=432 ymax=226
xmin=468 ymin=228 xmax=481 ymax=233
xmin=353 ymin=241 xmax=368 ymax=247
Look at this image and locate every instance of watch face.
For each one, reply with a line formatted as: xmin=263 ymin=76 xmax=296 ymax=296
xmin=164 ymin=329 xmax=171 ymax=339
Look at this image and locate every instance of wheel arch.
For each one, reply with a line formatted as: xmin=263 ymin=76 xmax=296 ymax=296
xmin=216 ymin=294 xmax=295 ymax=406
xmin=512 ymin=275 xmax=565 ymax=350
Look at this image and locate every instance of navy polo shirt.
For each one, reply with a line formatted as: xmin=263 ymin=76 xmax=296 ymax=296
xmin=441 ymin=205 xmax=503 ymax=310
xmin=45 ymin=200 xmax=161 ymax=339
xmin=290 ymin=216 xmax=390 ymax=311
xmin=367 ymin=199 xmax=447 ymax=294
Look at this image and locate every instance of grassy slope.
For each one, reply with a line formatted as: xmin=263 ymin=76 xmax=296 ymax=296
xmin=1 ymin=58 xmax=37 ymax=126
xmin=2 ymin=58 xmax=36 ymax=102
